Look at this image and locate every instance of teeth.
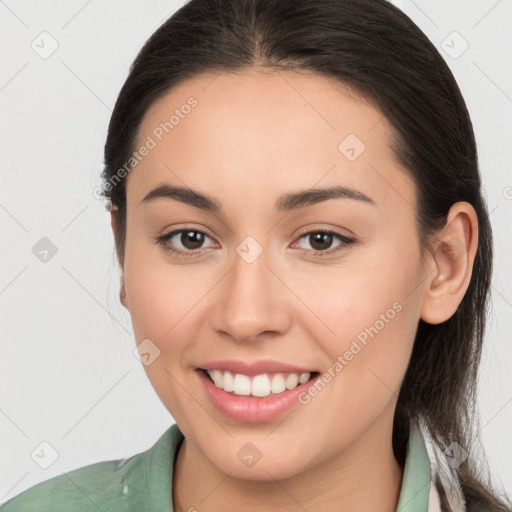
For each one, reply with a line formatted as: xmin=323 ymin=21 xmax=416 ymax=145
xmin=223 ymin=371 xmax=234 ymax=392
xmin=206 ymin=370 xmax=311 ymax=397
xmin=233 ymin=374 xmax=251 ymax=395
xmin=252 ymin=374 xmax=271 ymax=397
xmin=210 ymin=369 xmax=223 ymax=388
xmin=285 ymin=373 xmax=299 ymax=390
xmin=271 ymin=373 xmax=286 ymax=394
xmin=299 ymin=372 xmax=309 ymax=384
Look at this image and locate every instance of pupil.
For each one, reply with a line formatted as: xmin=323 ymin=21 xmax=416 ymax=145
xmin=311 ymin=232 xmax=332 ymax=251
xmin=182 ymin=231 xmax=204 ymax=249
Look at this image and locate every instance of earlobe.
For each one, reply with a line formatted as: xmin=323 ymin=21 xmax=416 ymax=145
xmin=110 ymin=207 xmax=119 ymax=235
xmin=420 ymin=202 xmax=478 ymax=325
xmin=110 ymin=208 xmax=128 ymax=309
xmin=120 ymin=275 xmax=128 ymax=309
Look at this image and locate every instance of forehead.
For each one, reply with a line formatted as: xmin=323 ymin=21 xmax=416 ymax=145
xmin=126 ymin=69 xmax=414 ymax=215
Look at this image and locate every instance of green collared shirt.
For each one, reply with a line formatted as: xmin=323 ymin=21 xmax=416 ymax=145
xmin=0 ymin=423 xmax=431 ymax=511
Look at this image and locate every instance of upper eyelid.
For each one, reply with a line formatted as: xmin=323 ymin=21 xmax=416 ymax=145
xmin=161 ymin=228 xmax=217 ymax=249
xmin=294 ymin=226 xmax=354 ymax=240
xmin=291 ymin=230 xmax=354 ymax=251
xmin=162 ymin=222 xmax=353 ymax=238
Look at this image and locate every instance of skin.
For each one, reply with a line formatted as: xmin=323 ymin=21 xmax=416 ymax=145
xmin=110 ymin=69 xmax=478 ymax=512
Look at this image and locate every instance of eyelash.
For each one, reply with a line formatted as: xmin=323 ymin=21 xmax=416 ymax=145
xmin=154 ymin=228 xmax=356 ymax=258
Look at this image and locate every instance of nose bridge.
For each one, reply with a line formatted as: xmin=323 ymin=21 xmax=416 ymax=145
xmin=210 ymin=240 xmax=291 ymax=342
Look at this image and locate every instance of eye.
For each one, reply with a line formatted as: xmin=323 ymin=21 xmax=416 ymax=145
xmin=155 ymin=229 xmax=217 ymax=257
xmin=292 ymin=229 xmax=355 ymax=257
xmin=155 ymin=228 xmax=355 ymax=258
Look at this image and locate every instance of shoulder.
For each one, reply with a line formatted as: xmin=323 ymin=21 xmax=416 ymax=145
xmin=0 ymin=424 xmax=184 ymax=512
xmin=0 ymin=457 xmax=129 ymax=512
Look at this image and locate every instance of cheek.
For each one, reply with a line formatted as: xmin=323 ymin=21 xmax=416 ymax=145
xmin=123 ymin=240 xmax=230 ymax=385
xmin=123 ymin=239 xmax=198 ymax=350
xmin=294 ymin=237 xmax=422 ymax=395
xmin=123 ymin=252 xmax=211 ymax=419
xmin=293 ymin=239 xmax=420 ymax=343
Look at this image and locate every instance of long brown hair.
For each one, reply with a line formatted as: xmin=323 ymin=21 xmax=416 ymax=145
xmin=101 ymin=1 xmax=511 ymax=509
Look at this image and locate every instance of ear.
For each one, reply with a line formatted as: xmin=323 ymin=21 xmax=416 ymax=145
xmin=110 ymin=208 xmax=128 ymax=309
xmin=420 ymin=201 xmax=478 ymax=325
xmin=119 ymin=274 xmax=128 ymax=309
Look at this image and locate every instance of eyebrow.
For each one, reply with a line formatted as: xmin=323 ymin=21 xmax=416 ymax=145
xmin=142 ymin=184 xmax=375 ymax=212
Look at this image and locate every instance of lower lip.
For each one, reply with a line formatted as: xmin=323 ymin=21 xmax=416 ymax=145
xmin=196 ymin=369 xmax=319 ymax=423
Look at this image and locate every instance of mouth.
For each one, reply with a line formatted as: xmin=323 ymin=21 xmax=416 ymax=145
xmin=198 ymin=368 xmax=321 ymax=398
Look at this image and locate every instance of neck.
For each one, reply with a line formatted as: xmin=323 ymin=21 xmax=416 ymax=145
xmin=172 ymin=416 xmax=404 ymax=512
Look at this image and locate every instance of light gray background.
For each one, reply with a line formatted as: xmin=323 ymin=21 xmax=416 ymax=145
xmin=1 ymin=0 xmax=511 ymax=504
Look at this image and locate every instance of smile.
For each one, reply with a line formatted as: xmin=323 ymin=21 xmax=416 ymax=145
xmin=205 ymin=369 xmax=314 ymax=397
xmin=196 ymin=364 xmax=321 ymax=423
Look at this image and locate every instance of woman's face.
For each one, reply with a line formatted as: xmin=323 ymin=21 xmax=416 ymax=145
xmin=120 ymin=70 xmax=428 ymax=480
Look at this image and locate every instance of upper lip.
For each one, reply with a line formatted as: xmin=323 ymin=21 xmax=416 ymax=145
xmin=198 ymin=359 xmax=316 ymax=376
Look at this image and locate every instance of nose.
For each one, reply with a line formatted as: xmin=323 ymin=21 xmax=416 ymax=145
xmin=209 ymin=248 xmax=292 ymax=343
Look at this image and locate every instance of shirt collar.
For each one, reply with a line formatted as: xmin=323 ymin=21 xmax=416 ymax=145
xmin=396 ymin=420 xmax=432 ymax=511
xmin=397 ymin=419 xmax=467 ymax=512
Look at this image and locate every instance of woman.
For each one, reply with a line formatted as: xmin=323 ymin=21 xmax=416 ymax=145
xmin=2 ymin=0 xmax=510 ymax=510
